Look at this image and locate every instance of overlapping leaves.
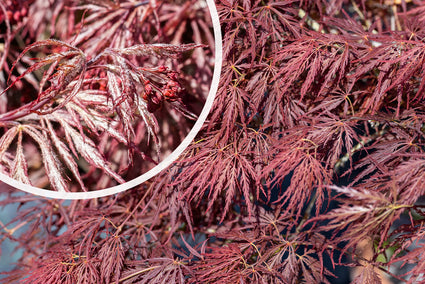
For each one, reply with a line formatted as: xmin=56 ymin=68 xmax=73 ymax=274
xmin=0 ymin=38 xmax=202 ymax=191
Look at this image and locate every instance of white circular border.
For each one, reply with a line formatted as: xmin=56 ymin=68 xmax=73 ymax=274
xmin=0 ymin=0 xmax=222 ymax=199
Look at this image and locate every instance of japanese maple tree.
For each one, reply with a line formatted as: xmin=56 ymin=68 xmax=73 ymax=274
xmin=1 ymin=0 xmax=425 ymax=283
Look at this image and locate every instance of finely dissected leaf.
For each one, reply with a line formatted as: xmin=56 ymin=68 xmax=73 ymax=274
xmin=174 ymin=130 xmax=257 ymax=219
xmin=3 ymin=39 xmax=85 ymax=99
xmin=0 ymin=125 xmax=19 ymax=159
xmin=262 ymin=131 xmax=332 ymax=215
xmin=106 ymin=70 xmax=136 ymax=141
xmin=253 ymin=1 xmax=301 ymax=40
xmin=351 ymin=36 xmax=425 ymax=113
xmin=2 ymin=51 xmax=76 ymax=95
xmin=195 ymin=221 xmax=333 ymax=284
xmin=392 ymin=158 xmax=425 ymax=204
xmin=73 ymin=257 xmax=101 ymax=284
xmin=195 ymin=244 xmax=249 ymax=283
xmin=45 ymin=118 xmax=86 ymax=191
xmin=307 ymin=186 xmax=411 ymax=250
xmin=307 ymin=116 xmax=360 ymax=170
xmin=308 ymin=86 xmax=363 ymax=117
xmin=99 ymin=234 xmax=125 ymax=283
xmin=109 ymin=43 xmax=205 ymax=58
xmin=22 ymin=251 xmax=78 ymax=284
xmin=209 ymin=82 xmax=253 ymax=143
xmin=22 ymin=125 xmax=68 ymax=192
xmin=11 ymin=130 xmax=31 ymax=185
xmin=349 ymin=117 xmax=424 ymax=186
xmin=65 ymin=100 xmax=127 ymax=145
xmin=120 ymin=257 xmax=192 ymax=284
xmin=135 ymin=95 xmax=159 ymax=141
xmin=55 ymin=114 xmax=125 ymax=184
xmin=7 ymin=39 xmax=81 ymax=79
xmin=47 ymin=55 xmax=87 ymax=113
xmin=298 ymin=251 xmax=333 ymax=284
xmin=273 ymin=32 xmax=355 ymax=100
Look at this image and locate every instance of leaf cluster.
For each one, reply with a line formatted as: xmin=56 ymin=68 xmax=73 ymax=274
xmin=1 ymin=0 xmax=425 ymax=283
xmin=0 ymin=0 xmax=212 ymax=191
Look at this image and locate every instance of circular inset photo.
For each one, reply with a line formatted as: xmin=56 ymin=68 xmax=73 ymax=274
xmin=0 ymin=0 xmax=222 ymax=199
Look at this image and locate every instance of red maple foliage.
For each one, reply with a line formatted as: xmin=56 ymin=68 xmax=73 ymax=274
xmin=1 ymin=0 xmax=425 ymax=283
